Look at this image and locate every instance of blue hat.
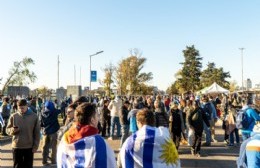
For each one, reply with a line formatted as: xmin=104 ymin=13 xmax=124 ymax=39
xmin=45 ymin=101 xmax=55 ymax=111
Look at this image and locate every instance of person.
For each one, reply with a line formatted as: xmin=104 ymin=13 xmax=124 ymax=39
xmin=188 ymin=100 xmax=210 ymax=157
xmin=40 ymin=100 xmax=61 ymax=166
xmin=119 ymin=108 xmax=181 ymax=168
xmin=169 ymin=101 xmax=183 ymax=150
xmin=201 ymin=95 xmax=213 ymax=146
xmin=108 ymin=96 xmax=122 ymax=140
xmin=184 ymin=100 xmax=195 ymax=146
xmin=57 ymin=103 xmax=116 ymax=168
xmin=1 ymin=97 xmax=11 ymax=136
xmin=63 ymin=103 xmax=77 ymax=126
xmin=237 ymin=121 xmax=260 ymax=168
xmin=226 ymin=107 xmax=240 ymax=146
xmin=101 ymin=99 xmax=111 ymax=137
xmin=60 ymin=100 xmax=67 ymax=124
xmin=57 ymin=96 xmax=88 ymax=142
xmin=6 ymin=99 xmax=40 ymax=168
xmin=154 ymin=100 xmax=169 ymax=128
xmin=240 ymin=97 xmax=260 ymax=141
xmin=164 ymin=96 xmax=171 ymax=112
xmin=119 ymin=100 xmax=131 ymax=147
xmin=128 ymin=99 xmax=139 ymax=134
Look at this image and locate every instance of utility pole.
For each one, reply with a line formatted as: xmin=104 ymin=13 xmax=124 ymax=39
xmin=80 ymin=66 xmax=81 ymax=86
xmin=89 ymin=51 xmax=104 ymax=91
xmin=239 ymin=48 xmax=245 ymax=91
xmin=57 ymin=55 xmax=60 ymax=89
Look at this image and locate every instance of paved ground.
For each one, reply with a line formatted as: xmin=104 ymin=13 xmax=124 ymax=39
xmin=0 ymin=121 xmax=240 ymax=168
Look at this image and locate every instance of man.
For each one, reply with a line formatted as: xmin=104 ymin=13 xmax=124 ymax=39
xmin=108 ymin=95 xmax=122 ymax=140
xmin=6 ymin=99 xmax=40 ymax=168
xmin=201 ymin=95 xmax=217 ymax=146
xmin=237 ymin=121 xmax=260 ymax=168
xmin=1 ymin=97 xmax=11 ymax=136
xmin=119 ymin=100 xmax=130 ymax=147
xmin=119 ymin=109 xmax=181 ymax=168
xmin=40 ymin=100 xmax=60 ymax=166
xmin=240 ymin=96 xmax=260 ymax=141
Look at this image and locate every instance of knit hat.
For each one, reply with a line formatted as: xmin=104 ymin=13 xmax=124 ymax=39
xmin=45 ymin=101 xmax=55 ymax=111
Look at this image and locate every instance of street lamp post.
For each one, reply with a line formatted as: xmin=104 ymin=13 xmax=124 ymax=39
xmin=239 ymin=48 xmax=245 ymax=91
xmin=89 ymin=51 xmax=104 ymax=91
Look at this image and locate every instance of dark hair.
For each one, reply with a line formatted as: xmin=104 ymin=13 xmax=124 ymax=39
xmin=74 ymin=96 xmax=88 ymax=105
xmin=68 ymin=103 xmax=77 ymax=110
xmin=136 ymin=108 xmax=155 ymax=126
xmin=3 ymin=97 xmax=10 ymax=103
xmin=124 ymin=100 xmax=130 ymax=105
xmin=75 ymin=103 xmax=96 ymax=125
xmin=104 ymin=100 xmax=109 ymax=104
xmin=17 ymin=99 xmax=28 ymax=106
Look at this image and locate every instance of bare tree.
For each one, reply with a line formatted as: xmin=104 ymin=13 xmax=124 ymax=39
xmin=1 ymin=57 xmax=37 ymax=94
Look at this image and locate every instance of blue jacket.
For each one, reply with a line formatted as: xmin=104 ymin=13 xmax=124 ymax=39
xmin=246 ymin=134 xmax=260 ymax=168
xmin=241 ymin=108 xmax=260 ymax=134
xmin=128 ymin=109 xmax=138 ymax=133
xmin=40 ymin=109 xmax=60 ymax=135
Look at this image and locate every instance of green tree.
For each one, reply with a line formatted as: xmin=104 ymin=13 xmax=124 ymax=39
xmin=177 ymin=45 xmax=202 ymax=92
xmin=200 ymin=62 xmax=231 ymax=89
xmin=1 ymin=57 xmax=37 ymax=94
xmin=100 ymin=63 xmax=115 ymax=97
xmin=166 ymin=81 xmax=180 ymax=95
xmin=116 ymin=49 xmax=153 ymax=95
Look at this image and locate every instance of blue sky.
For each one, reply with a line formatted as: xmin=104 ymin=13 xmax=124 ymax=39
xmin=1 ymin=1 xmax=260 ymax=91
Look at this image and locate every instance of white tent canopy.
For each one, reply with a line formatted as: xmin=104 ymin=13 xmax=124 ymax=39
xmin=198 ymin=82 xmax=230 ymax=94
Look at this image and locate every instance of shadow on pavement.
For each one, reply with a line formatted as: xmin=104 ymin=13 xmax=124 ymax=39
xmin=180 ymin=158 xmax=237 ymax=168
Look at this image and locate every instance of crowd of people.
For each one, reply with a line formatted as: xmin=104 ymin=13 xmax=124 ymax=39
xmin=0 ymin=92 xmax=260 ymax=168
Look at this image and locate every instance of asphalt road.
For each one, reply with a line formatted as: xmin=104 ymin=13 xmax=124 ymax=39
xmin=0 ymin=121 xmax=240 ymax=168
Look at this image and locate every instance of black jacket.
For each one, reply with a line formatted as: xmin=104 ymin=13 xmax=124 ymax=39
xmin=188 ymin=107 xmax=210 ymax=132
xmin=40 ymin=109 xmax=60 ymax=135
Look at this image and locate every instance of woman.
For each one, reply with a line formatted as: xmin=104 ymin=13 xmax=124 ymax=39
xmin=188 ymin=101 xmax=210 ymax=157
xmin=169 ymin=101 xmax=183 ymax=150
xmin=57 ymin=103 xmax=116 ymax=168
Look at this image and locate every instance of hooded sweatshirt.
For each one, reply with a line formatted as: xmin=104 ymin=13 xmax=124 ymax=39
xmin=6 ymin=108 xmax=40 ymax=151
xmin=41 ymin=109 xmax=60 ymax=135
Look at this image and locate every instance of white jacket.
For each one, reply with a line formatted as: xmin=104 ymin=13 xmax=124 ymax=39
xmin=108 ymin=98 xmax=122 ymax=117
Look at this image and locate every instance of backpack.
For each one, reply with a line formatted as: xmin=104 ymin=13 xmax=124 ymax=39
xmin=236 ymin=108 xmax=251 ymax=129
xmin=192 ymin=108 xmax=202 ymax=121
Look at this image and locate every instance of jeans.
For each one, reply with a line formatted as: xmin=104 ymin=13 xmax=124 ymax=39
xmin=110 ymin=116 xmax=121 ymax=137
xmin=120 ymin=124 xmax=129 ymax=147
xmin=203 ymin=121 xmax=211 ymax=144
xmin=229 ymin=128 xmax=240 ymax=145
xmin=191 ymin=131 xmax=203 ymax=154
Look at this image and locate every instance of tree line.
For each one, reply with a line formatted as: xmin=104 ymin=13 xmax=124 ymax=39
xmin=0 ymin=45 xmax=232 ymax=96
